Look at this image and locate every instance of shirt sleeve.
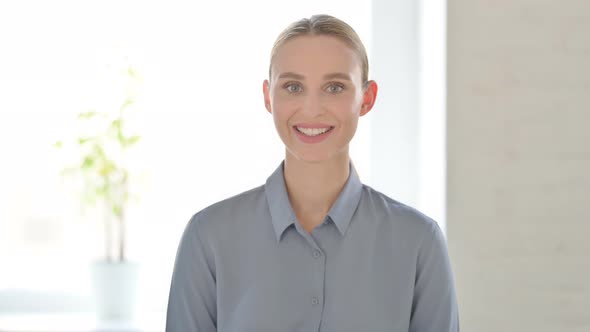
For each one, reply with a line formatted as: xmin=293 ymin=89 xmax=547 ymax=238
xmin=166 ymin=213 xmax=217 ymax=332
xmin=409 ymin=221 xmax=460 ymax=332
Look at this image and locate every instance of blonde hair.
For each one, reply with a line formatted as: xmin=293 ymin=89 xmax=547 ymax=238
xmin=269 ymin=14 xmax=369 ymax=86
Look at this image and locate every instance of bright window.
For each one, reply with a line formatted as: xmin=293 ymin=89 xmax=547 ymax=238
xmin=0 ymin=0 xmax=373 ymax=313
xmin=0 ymin=0 xmax=446 ymax=316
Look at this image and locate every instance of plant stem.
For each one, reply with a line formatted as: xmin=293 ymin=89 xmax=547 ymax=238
xmin=118 ymin=208 xmax=125 ymax=262
xmin=105 ymin=200 xmax=112 ymax=262
xmin=118 ymin=175 xmax=128 ymax=262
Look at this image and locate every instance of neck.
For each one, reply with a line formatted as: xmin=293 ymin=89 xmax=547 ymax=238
xmin=283 ymin=152 xmax=350 ymax=225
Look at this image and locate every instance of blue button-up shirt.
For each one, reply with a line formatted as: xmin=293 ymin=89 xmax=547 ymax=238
xmin=166 ymin=161 xmax=460 ymax=331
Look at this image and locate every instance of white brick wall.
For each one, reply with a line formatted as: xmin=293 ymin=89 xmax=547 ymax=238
xmin=447 ymin=1 xmax=590 ymax=331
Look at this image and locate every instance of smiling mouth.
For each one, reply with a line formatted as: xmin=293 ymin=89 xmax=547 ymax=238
xmin=294 ymin=126 xmax=335 ymax=136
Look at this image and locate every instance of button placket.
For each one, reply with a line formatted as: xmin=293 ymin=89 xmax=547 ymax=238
xmin=313 ymin=250 xmax=322 ymax=259
xmin=310 ymin=247 xmax=324 ymax=316
xmin=307 ymin=234 xmax=325 ymax=330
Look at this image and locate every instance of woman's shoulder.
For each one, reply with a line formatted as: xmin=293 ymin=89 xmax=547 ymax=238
xmin=360 ymin=184 xmax=440 ymax=234
xmin=186 ymin=185 xmax=267 ymax=233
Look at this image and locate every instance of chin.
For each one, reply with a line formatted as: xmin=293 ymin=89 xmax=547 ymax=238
xmin=287 ymin=147 xmax=344 ymax=164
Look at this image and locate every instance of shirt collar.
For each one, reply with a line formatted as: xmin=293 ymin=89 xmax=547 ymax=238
xmin=264 ymin=160 xmax=363 ymax=242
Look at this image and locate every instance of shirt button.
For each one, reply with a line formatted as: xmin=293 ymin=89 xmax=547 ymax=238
xmin=311 ymin=297 xmax=319 ymax=305
xmin=313 ymin=250 xmax=322 ymax=258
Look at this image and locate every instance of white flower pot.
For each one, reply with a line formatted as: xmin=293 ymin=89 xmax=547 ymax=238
xmin=91 ymin=261 xmax=140 ymax=321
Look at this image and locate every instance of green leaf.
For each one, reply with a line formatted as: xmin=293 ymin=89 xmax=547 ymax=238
xmin=92 ymin=144 xmax=107 ymax=159
xmin=111 ymin=119 xmax=122 ymax=130
xmin=127 ymin=66 xmax=137 ymax=78
xmin=117 ymin=131 xmax=126 ymax=146
xmin=78 ymin=111 xmax=98 ymax=119
xmin=99 ymin=160 xmax=116 ymax=177
xmin=53 ymin=141 xmax=63 ymax=148
xmin=78 ymin=137 xmax=95 ymax=145
xmin=93 ymin=187 xmax=104 ymax=199
xmin=120 ymin=99 xmax=134 ymax=112
xmin=126 ymin=135 xmax=140 ymax=146
xmin=81 ymin=156 xmax=95 ymax=169
xmin=112 ymin=205 xmax=122 ymax=217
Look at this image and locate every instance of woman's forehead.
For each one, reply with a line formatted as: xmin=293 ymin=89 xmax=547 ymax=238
xmin=271 ymin=35 xmax=362 ymax=80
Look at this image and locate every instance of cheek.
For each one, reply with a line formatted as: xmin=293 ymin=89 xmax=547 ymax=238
xmin=272 ymin=98 xmax=299 ymax=120
xmin=333 ymin=95 xmax=362 ymax=116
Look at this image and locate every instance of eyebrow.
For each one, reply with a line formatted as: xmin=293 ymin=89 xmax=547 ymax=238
xmin=323 ymin=72 xmax=352 ymax=81
xmin=277 ymin=72 xmax=352 ymax=81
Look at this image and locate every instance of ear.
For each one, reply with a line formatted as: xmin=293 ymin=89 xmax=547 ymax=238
xmin=263 ymin=80 xmax=272 ymax=114
xmin=360 ymin=80 xmax=378 ymax=117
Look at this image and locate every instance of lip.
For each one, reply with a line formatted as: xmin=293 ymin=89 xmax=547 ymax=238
xmin=292 ymin=125 xmax=335 ymax=144
xmin=294 ymin=123 xmax=333 ymax=129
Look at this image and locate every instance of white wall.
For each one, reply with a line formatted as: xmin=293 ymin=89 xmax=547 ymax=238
xmin=447 ymin=1 xmax=590 ymax=331
xmin=370 ymin=0 xmax=421 ymax=209
xmin=370 ymin=0 xmax=446 ymax=230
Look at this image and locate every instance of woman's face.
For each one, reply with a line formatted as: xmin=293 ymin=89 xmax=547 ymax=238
xmin=263 ymin=35 xmax=377 ymax=164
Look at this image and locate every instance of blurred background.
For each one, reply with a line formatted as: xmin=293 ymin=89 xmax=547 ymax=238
xmin=0 ymin=0 xmax=588 ymax=331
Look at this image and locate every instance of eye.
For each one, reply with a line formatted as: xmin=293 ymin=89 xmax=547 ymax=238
xmin=284 ymin=82 xmax=303 ymax=93
xmin=325 ymin=83 xmax=344 ymax=94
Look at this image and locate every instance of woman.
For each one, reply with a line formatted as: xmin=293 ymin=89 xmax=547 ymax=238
xmin=166 ymin=14 xmax=459 ymax=332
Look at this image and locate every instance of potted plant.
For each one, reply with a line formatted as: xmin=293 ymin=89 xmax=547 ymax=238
xmin=55 ymin=64 xmax=142 ymax=320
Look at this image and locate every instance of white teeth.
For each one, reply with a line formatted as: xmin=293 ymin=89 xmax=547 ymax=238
xmin=296 ymin=126 xmax=332 ymax=136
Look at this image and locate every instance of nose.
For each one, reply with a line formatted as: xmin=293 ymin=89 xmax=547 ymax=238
xmin=302 ymin=92 xmax=326 ymax=116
